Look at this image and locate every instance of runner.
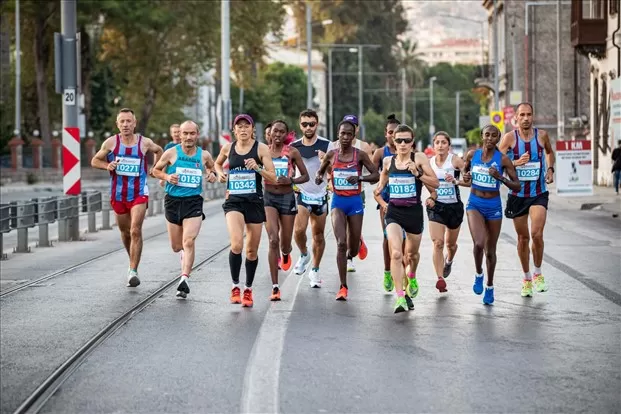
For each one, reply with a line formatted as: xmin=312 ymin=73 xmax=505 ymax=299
xmin=160 ymin=124 xmax=181 ymax=187
xmin=498 ymin=102 xmax=555 ymax=297
xmin=371 ymin=114 xmax=400 ymax=292
xmin=264 ymin=120 xmax=309 ymax=300
xmin=425 ymin=131 xmax=468 ymax=292
xmin=327 ymin=115 xmax=372 ymax=272
xmin=263 ymin=122 xmax=273 ymax=145
xmin=290 ymin=109 xmax=332 ymax=287
xmin=151 ymin=120 xmax=217 ymax=298
xmin=214 ymin=114 xmax=276 ymax=307
xmin=373 ymin=124 xmax=439 ymax=312
xmin=315 ymin=120 xmax=379 ymax=301
xmin=91 ymin=108 xmax=163 ymax=287
xmin=462 ymin=125 xmax=521 ymax=305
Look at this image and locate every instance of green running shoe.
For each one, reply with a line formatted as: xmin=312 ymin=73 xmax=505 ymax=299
xmin=406 ymin=276 xmax=419 ymax=298
xmin=383 ymin=271 xmax=394 ymax=292
xmin=394 ymin=296 xmax=408 ymax=313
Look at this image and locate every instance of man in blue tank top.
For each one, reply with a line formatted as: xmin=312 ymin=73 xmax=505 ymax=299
xmin=499 ymin=102 xmax=556 ymax=297
xmin=152 ymin=120 xmax=217 ymax=299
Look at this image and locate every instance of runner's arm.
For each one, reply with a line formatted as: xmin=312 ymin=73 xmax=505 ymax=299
xmin=459 ymin=150 xmax=474 ymax=187
xmin=256 ymin=143 xmax=277 ymax=183
xmin=202 ymin=151 xmax=217 ymax=182
xmin=540 ymin=129 xmax=556 ymax=175
xmin=151 ymin=149 xmax=173 ymax=181
xmin=316 ymin=150 xmax=335 ymax=179
xmin=373 ymin=157 xmax=391 ymax=197
xmin=451 ymin=154 xmax=470 ymax=186
xmin=498 ymin=132 xmax=515 ymax=156
xmin=214 ymin=143 xmax=231 ymax=181
xmin=91 ymin=137 xmax=115 ymax=170
xmin=359 ymin=150 xmax=379 ymax=184
xmin=498 ymin=154 xmax=522 ymax=192
xmin=415 ymin=152 xmax=440 ymax=189
xmin=290 ymin=148 xmax=310 ymax=185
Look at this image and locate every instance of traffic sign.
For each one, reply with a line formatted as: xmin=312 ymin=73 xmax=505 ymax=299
xmin=63 ymin=89 xmax=76 ymax=106
xmin=490 ymin=111 xmax=504 ymax=133
xmin=503 ymin=106 xmax=516 ymax=129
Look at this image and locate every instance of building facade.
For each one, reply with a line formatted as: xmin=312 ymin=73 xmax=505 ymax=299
xmin=571 ymin=0 xmax=621 ymax=186
xmin=479 ymin=0 xmax=591 ymax=140
xmin=419 ymin=38 xmax=488 ymax=66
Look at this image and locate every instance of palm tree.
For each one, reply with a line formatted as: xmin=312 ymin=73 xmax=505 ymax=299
xmin=393 ymin=39 xmax=426 ymax=89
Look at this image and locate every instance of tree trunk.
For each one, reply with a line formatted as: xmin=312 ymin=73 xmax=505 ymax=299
xmin=137 ymin=78 xmax=156 ymax=135
xmin=33 ymin=11 xmax=51 ymax=166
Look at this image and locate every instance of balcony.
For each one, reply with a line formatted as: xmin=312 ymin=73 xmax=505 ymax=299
xmin=571 ymin=0 xmax=608 ymax=59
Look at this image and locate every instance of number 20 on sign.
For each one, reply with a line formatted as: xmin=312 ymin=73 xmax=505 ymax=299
xmin=64 ymin=89 xmax=76 ymax=106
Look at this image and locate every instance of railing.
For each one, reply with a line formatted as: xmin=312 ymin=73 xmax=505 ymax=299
xmin=0 ymin=182 xmax=227 ymax=260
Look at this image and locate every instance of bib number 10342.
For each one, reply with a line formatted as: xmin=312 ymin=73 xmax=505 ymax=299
xmin=228 ymin=171 xmax=256 ymax=194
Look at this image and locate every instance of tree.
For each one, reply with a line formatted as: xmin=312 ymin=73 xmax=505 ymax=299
xmin=393 ymin=39 xmax=426 ymax=89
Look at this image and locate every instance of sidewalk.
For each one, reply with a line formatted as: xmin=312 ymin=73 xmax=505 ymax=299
xmin=0 ymin=179 xmax=111 ymax=194
xmin=547 ymin=183 xmax=620 ymax=217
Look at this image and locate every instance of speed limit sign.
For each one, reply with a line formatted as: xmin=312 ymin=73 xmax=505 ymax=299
xmin=64 ymin=89 xmax=76 ymax=106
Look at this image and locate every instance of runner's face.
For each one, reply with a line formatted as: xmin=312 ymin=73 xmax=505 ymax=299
xmin=234 ymin=120 xmax=253 ymax=141
xmin=300 ymin=116 xmax=318 ymax=138
xmin=170 ymin=126 xmax=181 ymax=143
xmin=180 ymin=124 xmax=198 ymax=148
xmin=394 ymin=131 xmax=414 ymax=155
xmin=338 ymin=123 xmax=355 ymax=149
xmin=517 ymin=104 xmax=533 ymax=129
xmin=116 ymin=112 xmax=136 ymax=136
xmin=481 ymin=126 xmax=500 ymax=149
xmin=264 ymin=127 xmax=271 ymax=145
xmin=433 ymin=135 xmax=450 ymax=155
xmin=385 ymin=123 xmax=397 ymax=146
xmin=271 ymin=122 xmax=287 ymax=145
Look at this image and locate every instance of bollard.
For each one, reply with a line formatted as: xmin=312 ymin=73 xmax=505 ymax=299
xmin=36 ymin=196 xmax=57 ymax=248
xmin=101 ymin=194 xmax=112 ymax=230
xmin=155 ymin=193 xmax=163 ymax=215
xmin=88 ymin=210 xmax=97 ymax=233
xmin=0 ymin=234 xmax=5 ymax=260
xmin=57 ymin=197 xmax=70 ymax=242
xmin=16 ymin=228 xmax=30 ymax=253
xmin=0 ymin=204 xmax=10 ymax=259
xmin=38 ymin=223 xmax=50 ymax=247
xmin=68 ymin=196 xmax=81 ymax=241
xmin=13 ymin=201 xmax=36 ymax=253
xmin=148 ymin=198 xmax=154 ymax=217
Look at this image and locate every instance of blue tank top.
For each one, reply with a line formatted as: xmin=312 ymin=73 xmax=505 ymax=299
xmin=470 ymin=149 xmax=503 ymax=192
xmin=165 ymin=146 xmax=204 ymax=198
xmin=378 ymin=146 xmax=394 ymax=202
xmin=507 ymin=128 xmax=547 ymax=198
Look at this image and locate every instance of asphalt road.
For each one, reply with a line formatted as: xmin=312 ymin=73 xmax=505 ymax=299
xmin=1 ymin=189 xmax=619 ymax=414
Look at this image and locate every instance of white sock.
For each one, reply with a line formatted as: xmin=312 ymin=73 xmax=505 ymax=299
xmin=272 ymin=284 xmax=279 ymax=289
xmin=486 ymin=285 xmax=494 ymax=289
xmin=244 ymin=286 xmax=252 ymax=291
xmin=445 ymin=257 xmax=453 ymax=265
xmin=476 ymin=272 xmax=484 ymax=278
xmin=524 ymin=272 xmax=532 ymax=280
xmin=232 ymin=283 xmax=240 ymax=289
xmin=533 ymin=266 xmax=542 ymax=275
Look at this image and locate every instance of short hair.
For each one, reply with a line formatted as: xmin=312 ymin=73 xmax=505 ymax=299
xmin=433 ymin=131 xmax=451 ymax=145
xmin=170 ymin=124 xmax=180 ymax=129
xmin=299 ymin=109 xmax=318 ymax=121
xmin=118 ymin=108 xmax=134 ymax=116
xmin=337 ymin=120 xmax=356 ymax=132
xmin=480 ymin=124 xmax=501 ymax=136
xmin=385 ymin=114 xmax=401 ymax=130
xmin=271 ymin=119 xmax=289 ymax=133
xmin=394 ymin=124 xmax=415 ymax=139
xmin=264 ymin=122 xmax=273 ymax=131
xmin=180 ymin=120 xmax=200 ymax=133
xmin=516 ymin=102 xmax=534 ymax=113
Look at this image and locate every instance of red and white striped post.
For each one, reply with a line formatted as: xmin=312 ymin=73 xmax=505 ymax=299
xmin=62 ymin=127 xmax=81 ymax=195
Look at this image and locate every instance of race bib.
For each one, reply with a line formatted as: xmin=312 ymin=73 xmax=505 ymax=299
xmin=273 ymin=157 xmax=289 ymax=178
xmin=332 ymin=169 xmax=357 ymax=191
xmin=388 ymin=174 xmax=417 ymax=199
xmin=437 ymin=180 xmax=457 ymax=203
xmin=228 ymin=170 xmax=256 ymax=194
xmin=115 ymin=157 xmax=141 ymax=177
xmin=471 ymin=165 xmax=496 ymax=188
xmin=176 ymin=167 xmax=202 ymax=188
xmin=516 ymin=161 xmax=541 ymax=182
xmin=301 ymin=193 xmax=324 ymax=206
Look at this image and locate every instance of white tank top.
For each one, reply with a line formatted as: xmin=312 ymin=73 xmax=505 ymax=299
xmin=430 ymin=154 xmax=459 ymax=204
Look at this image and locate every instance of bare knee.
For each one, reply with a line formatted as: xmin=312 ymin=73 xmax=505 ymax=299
xmin=531 ymin=229 xmax=544 ymax=244
xmin=485 ymin=247 xmax=497 ymax=261
xmin=406 ymin=250 xmax=418 ymax=263
xmin=246 ymin=247 xmax=258 ymax=260
xmin=182 ymin=236 xmax=196 ymax=250
xmin=268 ymin=232 xmax=280 ymax=251
xmin=446 ymin=241 xmax=458 ymax=251
xmin=171 ymin=242 xmax=183 ymax=252
xmin=312 ymin=232 xmax=325 ymax=247
xmin=432 ymin=238 xmax=444 ymax=250
xmin=336 ymin=240 xmax=347 ymax=254
xmin=130 ymin=227 xmax=142 ymax=240
xmin=391 ymin=248 xmax=403 ymax=262
xmin=517 ymin=233 xmax=530 ymax=245
xmin=231 ymin=239 xmax=244 ymax=254
xmin=473 ymin=240 xmax=485 ymax=252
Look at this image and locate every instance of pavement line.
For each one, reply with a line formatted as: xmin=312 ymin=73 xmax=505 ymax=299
xmin=500 ymin=232 xmax=621 ymax=307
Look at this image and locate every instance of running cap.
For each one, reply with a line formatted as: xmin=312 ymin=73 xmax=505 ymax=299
xmin=233 ymin=114 xmax=254 ymax=126
xmin=342 ymin=115 xmax=358 ymax=126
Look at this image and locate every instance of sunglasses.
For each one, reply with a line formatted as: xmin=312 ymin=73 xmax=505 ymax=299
xmin=301 ymin=122 xmax=316 ymax=128
xmin=394 ymin=138 xmax=413 ymax=144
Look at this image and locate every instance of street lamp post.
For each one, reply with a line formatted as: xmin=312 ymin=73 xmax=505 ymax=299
xmin=429 ymin=77 xmax=437 ymax=139
xmin=306 ymin=3 xmax=312 ymax=108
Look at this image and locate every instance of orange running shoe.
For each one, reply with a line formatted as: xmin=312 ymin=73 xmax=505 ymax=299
xmin=336 ymin=285 xmax=348 ymax=301
xmin=231 ymin=286 xmax=241 ymax=304
xmin=270 ymin=287 xmax=281 ymax=301
xmin=242 ymin=288 xmax=254 ymax=307
xmin=357 ymin=236 xmax=368 ymax=260
xmin=280 ymin=254 xmax=292 ymax=272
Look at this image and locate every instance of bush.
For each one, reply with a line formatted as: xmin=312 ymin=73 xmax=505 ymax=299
xmin=26 ymin=172 xmax=38 ymax=185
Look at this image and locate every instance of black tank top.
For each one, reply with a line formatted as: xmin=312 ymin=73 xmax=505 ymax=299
xmin=387 ymin=152 xmax=423 ymax=207
xmin=227 ymin=140 xmax=264 ymax=203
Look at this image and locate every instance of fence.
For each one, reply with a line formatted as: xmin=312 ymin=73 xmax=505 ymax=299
xmin=0 ymin=182 xmax=227 ymax=260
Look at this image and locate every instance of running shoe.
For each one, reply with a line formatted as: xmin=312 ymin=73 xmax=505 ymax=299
xmin=533 ymin=274 xmax=548 ymax=292
xmin=358 ymin=236 xmax=368 ymax=260
xmin=404 ymin=294 xmax=414 ymax=310
xmin=394 ymin=296 xmax=408 ymax=313
xmin=473 ymin=274 xmax=484 ymax=295
xmin=443 ymin=258 xmax=452 ymax=278
xmin=127 ymin=270 xmax=140 ymax=288
xmin=230 ymin=286 xmax=241 ymax=304
xmin=406 ymin=276 xmax=419 ymax=298
xmin=347 ymin=259 xmax=356 ymax=272
xmin=270 ymin=287 xmax=281 ymax=301
xmin=483 ymin=286 xmax=494 ymax=305
xmin=176 ymin=275 xmax=190 ymax=299
xmin=294 ymin=254 xmax=311 ymax=275
xmin=309 ymin=269 xmax=321 ymax=288
xmin=336 ymin=285 xmax=348 ymax=301
xmin=436 ymin=277 xmax=447 ymax=293
xmin=383 ymin=271 xmax=394 ymax=292
xmin=280 ymin=254 xmax=292 ymax=272
xmin=242 ymin=288 xmax=254 ymax=307
xmin=521 ymin=279 xmax=533 ymax=297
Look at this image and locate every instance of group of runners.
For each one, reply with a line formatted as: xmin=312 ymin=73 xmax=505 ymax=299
xmin=92 ymin=102 xmax=556 ymax=313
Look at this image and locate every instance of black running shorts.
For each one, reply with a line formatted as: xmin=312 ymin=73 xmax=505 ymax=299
xmin=426 ymin=201 xmax=465 ymax=230
xmin=505 ymin=191 xmax=549 ymax=219
xmin=165 ymin=194 xmax=205 ymax=226
xmin=296 ymin=193 xmax=328 ymax=216
xmin=264 ymin=190 xmax=298 ymax=215
xmin=223 ymin=200 xmax=266 ymax=224
xmin=385 ymin=203 xmax=424 ymax=235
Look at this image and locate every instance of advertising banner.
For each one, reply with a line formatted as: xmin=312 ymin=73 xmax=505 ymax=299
xmin=555 ymin=140 xmax=593 ymax=196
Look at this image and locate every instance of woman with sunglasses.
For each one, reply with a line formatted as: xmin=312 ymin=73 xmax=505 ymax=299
xmin=425 ymin=131 xmax=468 ymax=292
xmin=263 ymin=120 xmax=309 ymax=301
xmin=215 ymin=114 xmax=277 ymax=308
xmin=462 ymin=124 xmax=520 ymax=305
xmin=374 ymin=124 xmax=439 ymax=313
xmin=315 ymin=120 xmax=379 ymax=301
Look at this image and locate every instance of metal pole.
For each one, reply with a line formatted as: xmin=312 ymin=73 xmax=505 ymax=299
xmin=412 ymin=92 xmax=417 ymax=129
xmin=429 ymin=78 xmax=435 ymax=140
xmin=221 ymin=0 xmax=231 ymax=134
xmin=481 ymin=22 xmax=486 ymax=77
xmin=493 ymin=0 xmax=499 ymax=110
xmin=328 ymin=48 xmax=333 ymax=140
xmin=358 ymin=46 xmax=363 ymax=134
xmin=512 ymin=29 xmax=518 ymax=92
xmin=401 ymin=68 xmax=406 ymax=122
xmin=456 ymin=91 xmax=460 ymax=137
xmin=556 ymin=0 xmax=563 ymax=140
xmin=15 ymin=0 xmax=21 ymax=137
xmin=61 ymin=0 xmax=80 ymax=241
xmin=306 ymin=2 xmax=312 ymax=108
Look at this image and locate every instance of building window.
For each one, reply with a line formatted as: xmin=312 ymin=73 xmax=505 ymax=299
xmin=611 ymin=0 xmax=618 ymax=15
xmin=583 ymin=0 xmax=608 ymax=18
